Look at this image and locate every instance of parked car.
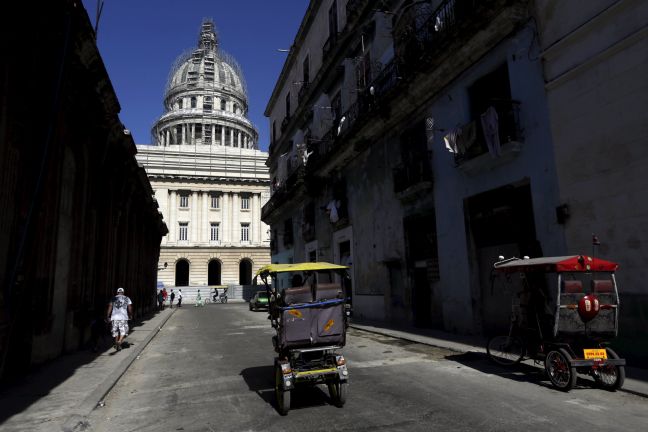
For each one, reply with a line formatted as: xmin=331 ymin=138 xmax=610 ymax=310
xmin=249 ymin=291 xmax=270 ymax=311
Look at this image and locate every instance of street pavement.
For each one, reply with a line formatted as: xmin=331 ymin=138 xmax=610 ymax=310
xmin=0 ymin=303 xmax=646 ymax=431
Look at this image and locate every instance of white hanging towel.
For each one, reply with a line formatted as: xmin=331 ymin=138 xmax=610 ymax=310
xmin=480 ymin=106 xmax=501 ymax=157
xmin=443 ymin=128 xmax=461 ymax=154
xmin=326 ymin=200 xmax=340 ymax=223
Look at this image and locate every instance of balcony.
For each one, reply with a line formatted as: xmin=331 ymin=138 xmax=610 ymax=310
xmin=346 ymin=0 xmax=370 ymax=21
xmin=393 ymin=151 xmax=434 ymax=198
xmin=454 ymin=99 xmax=523 ymax=174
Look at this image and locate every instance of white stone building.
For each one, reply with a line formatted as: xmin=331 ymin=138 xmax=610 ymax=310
xmin=137 ymin=20 xmax=270 ymax=290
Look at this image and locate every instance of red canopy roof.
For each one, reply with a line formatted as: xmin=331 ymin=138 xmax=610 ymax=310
xmin=494 ymin=255 xmax=619 ymax=273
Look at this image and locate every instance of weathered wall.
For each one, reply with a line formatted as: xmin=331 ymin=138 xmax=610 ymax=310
xmin=536 ymin=0 xmax=648 ymax=362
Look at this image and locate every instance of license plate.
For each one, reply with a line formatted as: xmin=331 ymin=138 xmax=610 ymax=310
xmin=583 ymin=349 xmax=607 ymax=359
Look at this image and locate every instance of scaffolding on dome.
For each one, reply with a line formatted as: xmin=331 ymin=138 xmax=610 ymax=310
xmin=164 ymin=19 xmax=249 ymax=100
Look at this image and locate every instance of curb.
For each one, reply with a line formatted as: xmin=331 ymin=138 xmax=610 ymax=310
xmin=61 ymin=309 xmax=176 ymax=431
xmin=349 ymin=323 xmax=648 ymax=399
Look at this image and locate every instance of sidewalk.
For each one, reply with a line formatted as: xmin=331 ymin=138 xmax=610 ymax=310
xmin=0 ymin=308 xmax=175 ymax=432
xmin=350 ymin=319 xmax=648 ymax=399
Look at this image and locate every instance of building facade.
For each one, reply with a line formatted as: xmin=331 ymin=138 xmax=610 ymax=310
xmin=535 ymin=0 xmax=648 ymax=362
xmin=137 ymin=20 xmax=270 ymax=290
xmin=0 ymin=0 xmax=167 ymax=378
xmin=263 ymin=0 xmax=647 ymax=362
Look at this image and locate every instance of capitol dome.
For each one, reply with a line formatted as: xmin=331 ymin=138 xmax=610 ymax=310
xmin=152 ymin=19 xmax=258 ymax=149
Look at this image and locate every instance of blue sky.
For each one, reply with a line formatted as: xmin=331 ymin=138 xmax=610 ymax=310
xmin=81 ymin=0 xmax=308 ymax=151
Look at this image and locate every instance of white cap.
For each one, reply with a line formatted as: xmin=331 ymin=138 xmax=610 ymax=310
xmin=117 ymin=287 xmax=124 ymax=293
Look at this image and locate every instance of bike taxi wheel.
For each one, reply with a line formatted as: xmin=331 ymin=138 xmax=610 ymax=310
xmin=327 ymin=379 xmax=347 ymax=407
xmin=592 ymin=348 xmax=625 ymax=391
xmin=486 ymin=335 xmax=524 ymax=366
xmin=274 ymin=364 xmax=291 ymax=415
xmin=545 ymin=348 xmax=577 ymax=391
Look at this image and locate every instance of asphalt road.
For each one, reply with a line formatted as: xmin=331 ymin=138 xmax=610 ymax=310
xmin=87 ymin=303 xmax=647 ymax=432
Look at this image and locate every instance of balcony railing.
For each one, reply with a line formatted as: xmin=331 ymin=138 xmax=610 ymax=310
xmin=454 ymin=99 xmax=522 ymax=164
xmin=395 ymin=0 xmax=480 ymax=65
xmin=393 ymin=151 xmax=433 ymax=193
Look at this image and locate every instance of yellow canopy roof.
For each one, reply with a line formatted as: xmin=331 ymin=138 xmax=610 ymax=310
xmin=255 ymin=262 xmax=349 ymax=276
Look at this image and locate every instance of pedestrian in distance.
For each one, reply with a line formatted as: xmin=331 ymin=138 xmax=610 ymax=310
xmin=162 ymin=287 xmax=168 ymax=306
xmin=195 ymin=289 xmax=204 ymax=307
xmin=157 ymin=289 xmax=165 ymax=311
xmin=170 ymin=289 xmax=175 ymax=308
xmin=177 ymin=289 xmax=183 ymax=307
xmin=106 ymin=287 xmax=133 ymax=352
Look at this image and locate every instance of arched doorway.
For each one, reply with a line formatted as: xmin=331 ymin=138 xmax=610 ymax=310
xmin=175 ymin=259 xmax=189 ymax=286
xmin=239 ymin=258 xmax=252 ymax=285
xmin=208 ymin=259 xmax=221 ymax=285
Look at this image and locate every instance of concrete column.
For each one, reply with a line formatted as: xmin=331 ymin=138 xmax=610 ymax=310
xmin=253 ymin=193 xmax=261 ymax=243
xmin=211 ymin=124 xmax=215 ymax=145
xmin=191 ymin=124 xmax=195 ymax=144
xmin=169 ymin=190 xmax=177 ymax=242
xmin=237 ymin=130 xmax=242 ymax=148
xmin=165 ymin=129 xmax=170 ymax=146
xmin=230 ymin=128 xmax=234 ymax=147
xmin=220 ymin=126 xmax=225 ymax=146
xmin=196 ymin=191 xmax=203 ymax=244
xmin=182 ymin=124 xmax=186 ymax=144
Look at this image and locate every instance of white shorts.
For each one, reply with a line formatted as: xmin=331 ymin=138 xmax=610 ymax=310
xmin=111 ymin=320 xmax=129 ymax=337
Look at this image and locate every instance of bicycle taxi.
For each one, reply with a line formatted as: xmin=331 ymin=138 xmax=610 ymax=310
xmin=253 ymin=262 xmax=351 ymax=415
xmin=487 ymin=255 xmax=625 ymax=391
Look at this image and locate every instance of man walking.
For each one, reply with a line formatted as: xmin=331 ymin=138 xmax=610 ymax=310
xmin=177 ymin=289 xmax=183 ymax=307
xmin=170 ymin=289 xmax=176 ymax=308
xmin=106 ymin=287 xmax=133 ymax=352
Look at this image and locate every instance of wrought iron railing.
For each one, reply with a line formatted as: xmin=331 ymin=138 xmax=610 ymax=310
xmin=393 ymin=151 xmax=433 ymax=193
xmin=454 ymin=99 xmax=522 ymax=164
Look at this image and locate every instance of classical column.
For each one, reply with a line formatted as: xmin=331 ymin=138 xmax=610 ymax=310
xmin=202 ymin=191 xmax=209 ymax=243
xmin=230 ymin=128 xmax=234 ymax=147
xmin=220 ymin=126 xmax=225 ymax=146
xmin=221 ymin=192 xmax=229 ymax=243
xmin=182 ymin=124 xmax=186 ymax=144
xmin=191 ymin=124 xmax=195 ymax=144
xmin=211 ymin=124 xmax=215 ymax=145
xmin=191 ymin=191 xmax=198 ymax=242
xmin=165 ymin=129 xmax=170 ymax=146
xmin=169 ymin=190 xmax=177 ymax=242
xmin=237 ymin=130 xmax=242 ymax=148
xmin=231 ymin=193 xmax=239 ymax=245
xmin=253 ymin=193 xmax=261 ymax=243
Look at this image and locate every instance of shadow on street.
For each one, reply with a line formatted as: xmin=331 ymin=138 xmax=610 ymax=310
xmin=240 ymin=365 xmax=334 ymax=414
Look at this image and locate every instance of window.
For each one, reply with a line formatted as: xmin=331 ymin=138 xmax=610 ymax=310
xmin=241 ymin=195 xmax=250 ymax=210
xmin=303 ymin=55 xmax=310 ymax=84
xmin=195 ymin=124 xmax=202 ymax=139
xmin=285 ymin=92 xmax=291 ymax=119
xmin=179 ymin=195 xmax=189 ymax=208
xmin=177 ymin=98 xmax=183 ymax=109
xmin=241 ymin=223 xmax=250 ymax=242
xmin=272 ymin=121 xmax=276 ymax=144
xmin=210 ymin=194 xmax=220 ymax=209
xmin=179 ymin=222 xmax=188 ymax=241
xmin=190 ymin=97 xmax=197 ymax=108
xmin=210 ymin=223 xmax=220 ymax=241
xmin=328 ymin=0 xmax=338 ymax=40
xmin=220 ymin=99 xmax=226 ymax=110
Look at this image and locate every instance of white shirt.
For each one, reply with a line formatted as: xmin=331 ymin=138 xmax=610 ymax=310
xmin=110 ymin=294 xmax=132 ymax=321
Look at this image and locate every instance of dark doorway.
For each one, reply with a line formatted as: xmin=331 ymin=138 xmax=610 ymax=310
xmin=239 ymin=258 xmax=252 ymax=285
xmin=404 ymin=213 xmax=440 ymax=328
xmin=465 ymin=181 xmax=539 ymax=335
xmin=175 ymin=259 xmax=189 ymax=286
xmin=208 ymin=259 xmax=221 ymax=285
